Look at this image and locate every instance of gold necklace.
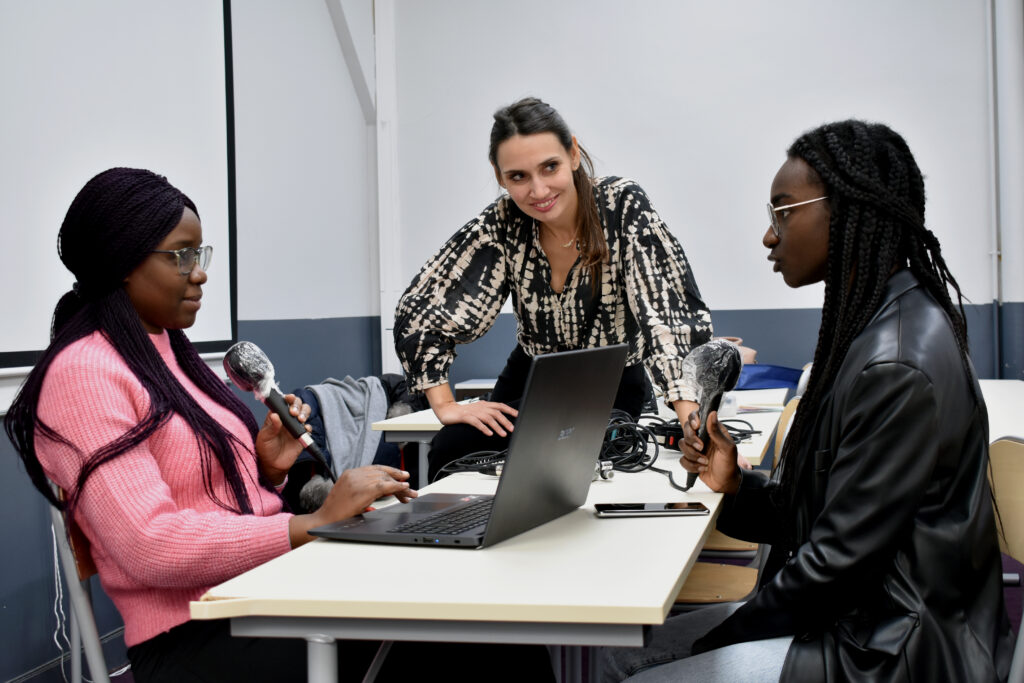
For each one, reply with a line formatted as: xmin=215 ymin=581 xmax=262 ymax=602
xmin=542 ymin=222 xmax=576 ymax=248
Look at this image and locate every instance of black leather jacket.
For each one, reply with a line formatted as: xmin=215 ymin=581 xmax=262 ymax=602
xmin=698 ymin=270 xmax=1013 ymax=681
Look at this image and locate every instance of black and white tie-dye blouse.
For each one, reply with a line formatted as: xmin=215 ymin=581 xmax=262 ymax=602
xmin=394 ymin=176 xmax=713 ymax=403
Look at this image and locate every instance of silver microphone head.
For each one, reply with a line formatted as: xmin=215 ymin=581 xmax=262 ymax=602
xmin=682 ymin=340 xmax=743 ymax=489
xmin=681 ymin=338 xmax=743 ymax=407
xmin=223 ymin=341 xmax=278 ymax=400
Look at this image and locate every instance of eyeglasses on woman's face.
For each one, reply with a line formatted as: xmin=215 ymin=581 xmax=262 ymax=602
xmin=150 ymin=245 xmax=213 ymax=275
xmin=766 ymin=196 xmax=828 ymax=237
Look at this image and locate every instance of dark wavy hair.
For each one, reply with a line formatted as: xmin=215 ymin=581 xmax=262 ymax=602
xmin=4 ymin=167 xmax=266 ymax=514
xmin=489 ymin=97 xmax=608 ymax=290
xmin=773 ymin=120 xmax=972 ymax=510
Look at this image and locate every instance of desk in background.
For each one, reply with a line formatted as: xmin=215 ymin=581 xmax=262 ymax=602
xmin=372 ymin=388 xmax=788 ymax=486
xmin=368 ymin=379 xmax=1018 ymax=488
xmin=453 ymin=378 xmax=497 ymax=401
xmin=979 ymin=379 xmax=1024 ymax=441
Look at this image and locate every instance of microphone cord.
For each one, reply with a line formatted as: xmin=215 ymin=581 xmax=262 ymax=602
xmin=642 ymin=414 xmax=760 ymax=447
xmin=601 ymin=412 xmax=701 ymax=491
xmin=600 ymin=410 xmax=659 ymax=473
xmin=605 ymin=412 xmax=760 ymax=492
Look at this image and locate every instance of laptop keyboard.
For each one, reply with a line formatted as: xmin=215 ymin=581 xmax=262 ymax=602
xmin=388 ymin=498 xmax=494 ymax=535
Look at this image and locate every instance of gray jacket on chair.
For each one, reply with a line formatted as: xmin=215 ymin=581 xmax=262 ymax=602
xmin=700 ymin=269 xmax=1014 ymax=681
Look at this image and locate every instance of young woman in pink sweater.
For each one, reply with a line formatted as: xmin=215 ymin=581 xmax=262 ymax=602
xmin=3 ymin=168 xmax=418 ymax=681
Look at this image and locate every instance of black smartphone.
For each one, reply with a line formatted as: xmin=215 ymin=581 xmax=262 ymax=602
xmin=594 ymin=502 xmax=710 ymax=518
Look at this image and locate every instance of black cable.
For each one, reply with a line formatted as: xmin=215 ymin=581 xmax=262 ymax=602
xmin=600 ymin=411 xmax=659 ymax=473
xmin=647 ymin=463 xmax=695 ymax=493
xmin=432 ymin=449 xmax=507 ymax=483
xmin=602 ymin=412 xmax=759 ymax=492
xmin=429 ymin=412 xmax=760 ymax=490
xmin=642 ymin=415 xmax=760 ymax=448
xmin=719 ymin=418 xmax=761 ymax=443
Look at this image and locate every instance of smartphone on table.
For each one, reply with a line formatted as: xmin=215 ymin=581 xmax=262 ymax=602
xmin=594 ymin=502 xmax=709 ymax=518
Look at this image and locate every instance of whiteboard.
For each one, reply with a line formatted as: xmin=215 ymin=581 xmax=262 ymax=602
xmin=0 ymin=0 xmax=234 ymax=365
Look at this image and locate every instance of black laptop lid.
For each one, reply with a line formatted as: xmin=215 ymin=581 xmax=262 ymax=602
xmin=480 ymin=344 xmax=628 ymax=547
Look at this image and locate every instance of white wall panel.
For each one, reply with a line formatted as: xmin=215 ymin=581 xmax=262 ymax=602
xmin=0 ymin=1 xmax=232 ymax=353
xmin=233 ymin=0 xmax=377 ymax=320
xmin=392 ymin=0 xmax=996 ymax=312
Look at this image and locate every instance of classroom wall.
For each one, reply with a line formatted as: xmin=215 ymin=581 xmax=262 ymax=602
xmin=232 ymin=0 xmax=379 ymax=323
xmin=0 ymin=1 xmax=234 ymax=360
xmin=386 ymin=0 xmax=1020 ymax=379
xmin=230 ymin=0 xmax=384 ymax=394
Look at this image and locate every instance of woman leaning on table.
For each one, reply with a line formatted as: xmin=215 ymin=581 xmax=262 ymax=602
xmin=3 ymin=168 xmax=422 ymax=682
xmin=394 ymin=97 xmax=713 ymax=479
xmin=601 ymin=120 xmax=1014 ymax=682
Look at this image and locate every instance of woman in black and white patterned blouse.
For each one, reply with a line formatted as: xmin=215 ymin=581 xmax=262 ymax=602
xmin=394 ymin=97 xmax=713 ymax=479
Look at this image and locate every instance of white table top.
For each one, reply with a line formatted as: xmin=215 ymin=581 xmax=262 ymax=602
xmin=192 ymin=477 xmax=715 ymax=626
xmin=979 ymin=379 xmax=1023 ymax=441
xmin=191 ymin=420 xmax=774 ymax=629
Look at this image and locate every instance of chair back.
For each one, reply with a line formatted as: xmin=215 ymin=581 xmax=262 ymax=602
xmin=49 ymin=484 xmax=110 ymax=683
xmin=795 ymin=362 xmax=813 ymax=398
xmin=771 ymin=397 xmax=800 ymax=471
xmin=989 ymin=437 xmax=1024 ymax=683
xmin=752 ymin=396 xmax=801 ymax=472
xmin=55 ymin=488 xmax=97 ymax=581
xmin=989 ymin=437 xmax=1024 ymax=563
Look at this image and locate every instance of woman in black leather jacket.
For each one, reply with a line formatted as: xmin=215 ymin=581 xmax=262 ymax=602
xmin=604 ymin=121 xmax=1014 ymax=682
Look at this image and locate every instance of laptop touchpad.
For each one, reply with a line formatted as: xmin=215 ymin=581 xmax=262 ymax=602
xmin=377 ymin=499 xmax=458 ymax=514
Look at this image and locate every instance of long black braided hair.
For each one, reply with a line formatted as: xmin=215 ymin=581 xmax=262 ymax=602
xmin=773 ymin=120 xmax=973 ymax=510
xmin=4 ymin=168 xmax=269 ymax=515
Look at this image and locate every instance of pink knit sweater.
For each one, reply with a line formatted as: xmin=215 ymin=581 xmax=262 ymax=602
xmin=36 ymin=330 xmax=293 ymax=647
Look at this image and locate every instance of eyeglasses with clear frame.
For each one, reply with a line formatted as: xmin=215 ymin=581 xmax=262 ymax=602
xmin=150 ymin=245 xmax=213 ymax=275
xmin=766 ymin=197 xmax=828 ymax=237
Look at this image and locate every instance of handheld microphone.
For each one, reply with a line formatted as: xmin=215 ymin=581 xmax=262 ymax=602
xmin=223 ymin=341 xmax=336 ymax=482
xmin=680 ymin=339 xmax=742 ymax=490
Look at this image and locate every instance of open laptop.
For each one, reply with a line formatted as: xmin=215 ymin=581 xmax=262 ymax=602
xmin=309 ymin=344 xmax=628 ymax=549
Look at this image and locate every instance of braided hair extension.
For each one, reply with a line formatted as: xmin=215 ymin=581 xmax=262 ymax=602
xmin=4 ymin=168 xmax=266 ymax=515
xmin=489 ymin=97 xmax=609 ymax=292
xmin=773 ymin=120 xmax=974 ymax=511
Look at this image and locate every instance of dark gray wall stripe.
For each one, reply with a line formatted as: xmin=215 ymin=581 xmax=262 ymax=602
xmin=999 ymin=301 xmax=1024 ymax=381
xmin=444 ymin=303 xmax=1012 ymax=382
xmin=232 ymin=317 xmax=382 ymax=419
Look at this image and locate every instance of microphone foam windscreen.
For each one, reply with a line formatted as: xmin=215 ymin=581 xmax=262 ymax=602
xmin=298 ymin=474 xmax=332 ymax=512
xmin=680 ymin=339 xmax=743 ymax=407
xmin=223 ymin=341 xmax=277 ymax=399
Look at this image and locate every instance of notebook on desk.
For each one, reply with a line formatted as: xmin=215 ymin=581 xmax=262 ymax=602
xmin=309 ymin=344 xmax=628 ymax=549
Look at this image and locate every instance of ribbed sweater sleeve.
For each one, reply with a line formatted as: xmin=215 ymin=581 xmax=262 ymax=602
xmin=36 ymin=331 xmax=293 ymax=645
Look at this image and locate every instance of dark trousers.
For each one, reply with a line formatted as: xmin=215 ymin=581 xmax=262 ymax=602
xmin=128 ymin=618 xmax=554 ymax=682
xmin=428 ymin=345 xmax=645 ymax=482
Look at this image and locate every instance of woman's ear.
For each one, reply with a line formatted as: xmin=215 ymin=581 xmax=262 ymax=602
xmin=492 ymin=163 xmax=504 ymax=188
xmin=570 ymin=136 xmax=581 ymax=171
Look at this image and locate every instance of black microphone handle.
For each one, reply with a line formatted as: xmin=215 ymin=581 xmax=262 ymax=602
xmin=264 ymin=387 xmax=337 ymax=483
xmin=685 ymin=391 xmax=725 ymax=490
